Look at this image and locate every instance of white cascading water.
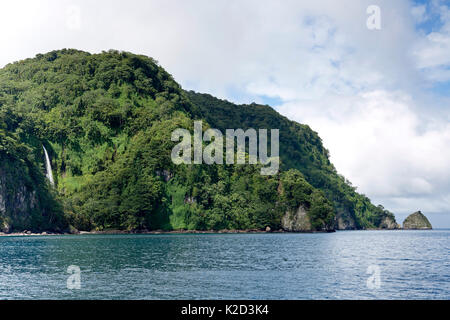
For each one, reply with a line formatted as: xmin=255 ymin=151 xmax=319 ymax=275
xmin=43 ymin=145 xmax=55 ymax=186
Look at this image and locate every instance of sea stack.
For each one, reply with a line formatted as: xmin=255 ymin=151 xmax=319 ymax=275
xmin=403 ymin=211 xmax=432 ymax=230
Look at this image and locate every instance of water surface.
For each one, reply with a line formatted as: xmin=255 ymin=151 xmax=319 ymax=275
xmin=0 ymin=230 xmax=448 ymax=299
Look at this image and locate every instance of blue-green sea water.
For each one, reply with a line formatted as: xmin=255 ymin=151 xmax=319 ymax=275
xmin=0 ymin=230 xmax=448 ymax=299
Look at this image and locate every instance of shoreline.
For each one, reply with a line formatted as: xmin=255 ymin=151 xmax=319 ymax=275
xmin=1 ymin=228 xmax=436 ymax=237
xmin=0 ymin=229 xmax=320 ymax=237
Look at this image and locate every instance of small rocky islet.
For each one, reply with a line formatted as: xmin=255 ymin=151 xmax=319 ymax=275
xmin=402 ymin=211 xmax=433 ymax=230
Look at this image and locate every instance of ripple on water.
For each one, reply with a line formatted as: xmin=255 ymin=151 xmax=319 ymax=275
xmin=0 ymin=230 xmax=448 ymax=299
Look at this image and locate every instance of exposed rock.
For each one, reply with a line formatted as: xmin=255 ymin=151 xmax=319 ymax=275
xmin=0 ymin=170 xmax=39 ymax=232
xmin=403 ymin=211 xmax=432 ymax=230
xmin=0 ymin=193 xmax=5 ymax=214
xmin=0 ymin=158 xmax=66 ymax=233
xmin=379 ymin=216 xmax=400 ymax=229
xmin=335 ymin=210 xmax=400 ymax=230
xmin=281 ymin=206 xmax=313 ymax=232
xmin=265 ymin=226 xmax=271 ymax=232
xmin=1 ymin=221 xmax=10 ymax=233
xmin=335 ymin=211 xmax=357 ymax=230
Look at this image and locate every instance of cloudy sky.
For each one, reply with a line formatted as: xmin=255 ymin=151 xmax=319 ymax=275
xmin=1 ymin=0 xmax=449 ymax=226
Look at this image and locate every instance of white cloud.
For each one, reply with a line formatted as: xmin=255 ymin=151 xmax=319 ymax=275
xmin=413 ymin=2 xmax=450 ymax=82
xmin=277 ymin=91 xmax=450 ymax=215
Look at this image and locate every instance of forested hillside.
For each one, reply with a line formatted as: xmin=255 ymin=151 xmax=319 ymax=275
xmin=0 ymin=49 xmax=396 ymax=232
xmin=186 ymin=92 xmax=397 ymax=229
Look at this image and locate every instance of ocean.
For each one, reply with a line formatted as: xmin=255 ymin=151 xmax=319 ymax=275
xmin=0 ymin=230 xmax=448 ymax=299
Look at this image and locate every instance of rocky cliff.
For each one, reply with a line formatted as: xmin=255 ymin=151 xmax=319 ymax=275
xmin=282 ymin=206 xmax=312 ymax=232
xmin=282 ymin=206 xmax=334 ymax=232
xmin=0 ymin=143 xmax=67 ymax=233
xmin=379 ymin=216 xmax=400 ymax=229
xmin=335 ymin=211 xmax=357 ymax=230
xmin=403 ymin=211 xmax=432 ymax=230
xmin=0 ymin=172 xmax=37 ymax=232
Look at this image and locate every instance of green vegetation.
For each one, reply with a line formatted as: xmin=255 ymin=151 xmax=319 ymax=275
xmin=0 ymin=49 xmax=395 ymax=232
xmin=0 ymin=129 xmax=66 ymax=232
xmin=186 ymin=91 xmax=396 ymax=229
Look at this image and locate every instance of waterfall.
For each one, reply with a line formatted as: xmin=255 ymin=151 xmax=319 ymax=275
xmin=43 ymin=146 xmax=55 ymax=186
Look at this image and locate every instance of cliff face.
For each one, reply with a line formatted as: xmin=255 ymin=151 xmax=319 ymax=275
xmin=330 ymin=213 xmax=399 ymax=230
xmin=282 ymin=206 xmax=312 ymax=232
xmin=403 ymin=211 xmax=432 ymax=230
xmin=0 ymin=165 xmax=37 ymax=232
xmin=379 ymin=216 xmax=400 ymax=229
xmin=336 ymin=211 xmax=357 ymax=230
xmin=281 ymin=206 xmax=334 ymax=232
xmin=0 ymin=149 xmax=66 ymax=233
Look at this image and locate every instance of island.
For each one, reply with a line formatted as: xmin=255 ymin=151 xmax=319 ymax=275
xmin=0 ymin=49 xmax=399 ymax=234
xmin=403 ymin=211 xmax=432 ymax=230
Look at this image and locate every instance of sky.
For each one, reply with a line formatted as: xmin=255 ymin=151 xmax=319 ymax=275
xmin=1 ymin=0 xmax=449 ymax=227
